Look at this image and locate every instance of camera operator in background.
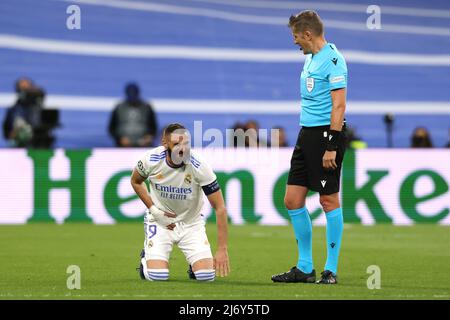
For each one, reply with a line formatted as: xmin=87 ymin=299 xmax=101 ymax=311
xmin=2 ymin=78 xmax=50 ymax=148
xmin=109 ymin=82 xmax=158 ymax=148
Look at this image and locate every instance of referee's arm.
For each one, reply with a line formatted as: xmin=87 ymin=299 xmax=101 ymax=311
xmin=330 ymin=88 xmax=346 ymax=132
xmin=323 ymin=88 xmax=346 ymax=170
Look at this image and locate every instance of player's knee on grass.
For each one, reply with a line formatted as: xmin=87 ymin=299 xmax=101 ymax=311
xmin=144 ymin=259 xmax=169 ymax=281
xmin=191 ymin=257 xmax=214 ymax=281
xmin=147 ymin=269 xmax=169 ymax=281
xmin=194 ymin=269 xmax=215 ymax=282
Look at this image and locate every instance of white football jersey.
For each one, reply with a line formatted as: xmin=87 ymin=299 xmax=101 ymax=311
xmin=135 ymin=146 xmax=217 ymax=224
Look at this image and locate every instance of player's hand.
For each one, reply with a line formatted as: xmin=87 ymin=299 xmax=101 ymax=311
xmin=322 ymin=150 xmax=337 ymax=170
xmin=147 ymin=206 xmax=177 ymax=230
xmin=214 ymin=248 xmax=230 ymax=277
xmin=166 ymin=223 xmax=176 ymax=230
xmin=164 ymin=212 xmax=177 ymax=230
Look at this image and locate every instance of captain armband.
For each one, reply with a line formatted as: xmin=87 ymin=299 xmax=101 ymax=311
xmin=202 ymin=180 xmax=221 ymax=195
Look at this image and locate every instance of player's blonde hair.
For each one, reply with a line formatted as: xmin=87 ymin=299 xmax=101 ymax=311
xmin=288 ymin=10 xmax=324 ymax=36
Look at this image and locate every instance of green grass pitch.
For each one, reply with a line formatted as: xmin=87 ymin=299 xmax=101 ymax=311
xmin=0 ymin=224 xmax=449 ymax=300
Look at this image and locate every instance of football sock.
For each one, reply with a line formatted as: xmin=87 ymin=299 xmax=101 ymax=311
xmin=324 ymin=207 xmax=344 ymax=274
xmin=141 ymin=258 xmax=150 ymax=280
xmin=194 ymin=269 xmax=216 ymax=281
xmin=147 ymin=268 xmax=169 ymax=281
xmin=288 ymin=207 xmax=313 ymax=274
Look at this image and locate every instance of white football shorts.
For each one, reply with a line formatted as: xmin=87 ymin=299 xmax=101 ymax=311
xmin=143 ymin=213 xmax=213 ymax=265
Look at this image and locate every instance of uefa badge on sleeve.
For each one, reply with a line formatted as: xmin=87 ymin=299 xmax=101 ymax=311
xmin=306 ymin=77 xmax=315 ymax=92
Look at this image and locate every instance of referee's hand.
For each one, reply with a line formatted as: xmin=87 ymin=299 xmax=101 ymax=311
xmin=323 ymin=150 xmax=338 ymax=170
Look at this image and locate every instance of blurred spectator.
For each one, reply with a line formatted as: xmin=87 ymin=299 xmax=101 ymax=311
xmin=410 ymin=127 xmax=433 ymax=148
xmin=271 ymin=126 xmax=289 ymax=147
xmin=229 ymin=120 xmax=271 ymax=147
xmin=345 ymin=126 xmax=367 ymax=149
xmin=230 ymin=121 xmax=245 ymax=147
xmin=109 ymin=83 xmax=158 ymax=148
xmin=244 ymin=120 xmax=267 ymax=147
xmin=244 ymin=120 xmax=259 ymax=147
xmin=2 ymin=78 xmax=57 ymax=148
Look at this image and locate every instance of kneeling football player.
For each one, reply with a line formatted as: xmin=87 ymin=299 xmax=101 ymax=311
xmin=131 ymin=123 xmax=230 ymax=281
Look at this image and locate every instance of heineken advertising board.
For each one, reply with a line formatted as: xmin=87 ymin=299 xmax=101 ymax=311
xmin=0 ymin=149 xmax=449 ymax=225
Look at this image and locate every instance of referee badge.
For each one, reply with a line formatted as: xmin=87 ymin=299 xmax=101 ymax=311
xmin=306 ymin=77 xmax=315 ymax=92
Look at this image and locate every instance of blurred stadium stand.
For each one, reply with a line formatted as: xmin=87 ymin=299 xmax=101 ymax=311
xmin=0 ymin=0 xmax=449 ymax=148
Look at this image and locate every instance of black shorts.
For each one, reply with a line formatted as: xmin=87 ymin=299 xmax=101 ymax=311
xmin=287 ymin=125 xmax=347 ymax=195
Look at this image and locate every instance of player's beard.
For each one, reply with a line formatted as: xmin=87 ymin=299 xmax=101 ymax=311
xmin=167 ymin=146 xmax=189 ymax=167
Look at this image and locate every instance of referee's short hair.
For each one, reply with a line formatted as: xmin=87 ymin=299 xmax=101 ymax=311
xmin=288 ymin=10 xmax=324 ymax=36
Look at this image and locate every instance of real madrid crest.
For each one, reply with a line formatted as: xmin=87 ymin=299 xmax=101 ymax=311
xmin=306 ymin=77 xmax=315 ymax=93
xmin=156 ymin=173 xmax=164 ymax=180
xmin=184 ymin=173 xmax=192 ymax=184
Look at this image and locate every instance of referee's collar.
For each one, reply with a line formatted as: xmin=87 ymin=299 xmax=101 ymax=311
xmin=312 ymin=42 xmax=332 ymax=59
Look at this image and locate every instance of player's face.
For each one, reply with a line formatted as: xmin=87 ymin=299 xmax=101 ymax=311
xmin=167 ymin=132 xmax=191 ymax=165
xmin=292 ymin=30 xmax=311 ymax=54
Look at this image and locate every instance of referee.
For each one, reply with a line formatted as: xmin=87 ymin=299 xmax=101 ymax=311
xmin=271 ymin=10 xmax=348 ymax=284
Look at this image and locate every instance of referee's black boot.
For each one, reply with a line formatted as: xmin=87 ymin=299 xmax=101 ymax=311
xmin=316 ymin=270 xmax=338 ymax=284
xmin=271 ymin=266 xmax=316 ymax=283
